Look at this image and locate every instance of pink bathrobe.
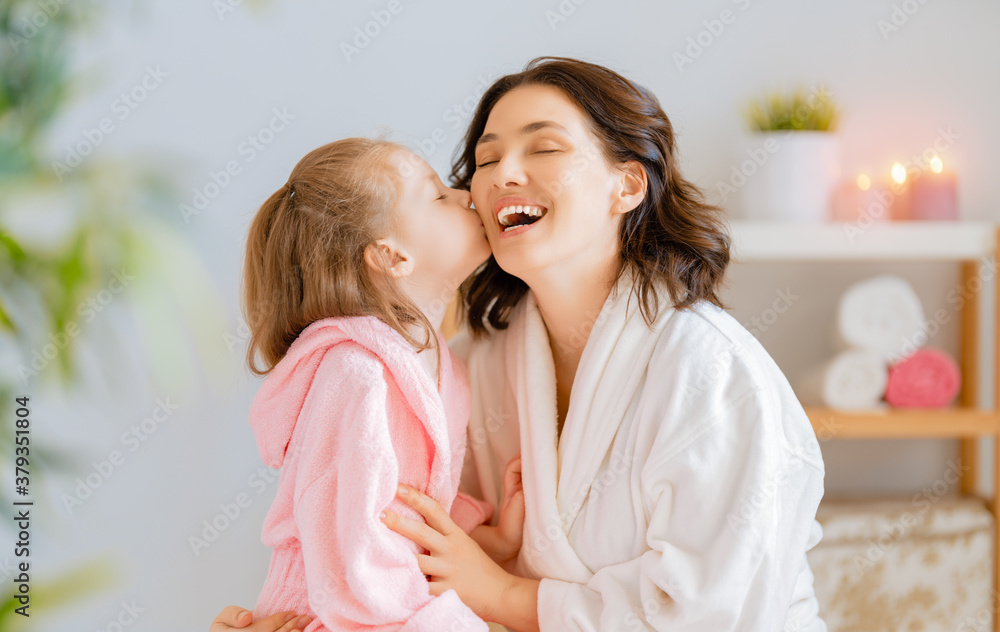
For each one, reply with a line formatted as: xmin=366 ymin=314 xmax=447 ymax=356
xmin=251 ymin=316 xmax=492 ymax=632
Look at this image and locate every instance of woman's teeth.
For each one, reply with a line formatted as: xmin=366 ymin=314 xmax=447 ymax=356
xmin=498 ymin=205 xmax=546 ymax=231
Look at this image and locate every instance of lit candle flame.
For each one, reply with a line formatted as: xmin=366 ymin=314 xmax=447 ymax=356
xmin=930 ymin=156 xmax=943 ymax=174
xmin=856 ymin=174 xmax=872 ymax=191
xmin=891 ymin=163 xmax=907 ymax=185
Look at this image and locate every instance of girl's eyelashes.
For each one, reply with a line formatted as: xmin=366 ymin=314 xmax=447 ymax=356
xmin=436 ymin=194 xmax=447 ymax=201
xmin=476 ymin=159 xmax=497 ymax=168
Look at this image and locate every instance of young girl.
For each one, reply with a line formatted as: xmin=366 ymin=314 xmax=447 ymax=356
xmin=242 ymin=138 xmax=524 ymax=632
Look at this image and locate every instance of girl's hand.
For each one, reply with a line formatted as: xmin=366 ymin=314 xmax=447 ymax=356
xmin=209 ymin=606 xmax=311 ymax=632
xmin=381 ymin=485 xmax=515 ymax=621
xmin=496 ymin=454 xmax=525 ymax=561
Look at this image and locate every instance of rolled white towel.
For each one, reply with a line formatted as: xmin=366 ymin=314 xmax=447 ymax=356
xmin=795 ymin=349 xmax=888 ymax=410
xmin=836 ymin=275 xmax=925 ymax=362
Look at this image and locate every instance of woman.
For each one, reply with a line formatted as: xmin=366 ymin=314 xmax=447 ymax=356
xmin=214 ymin=57 xmax=826 ymax=632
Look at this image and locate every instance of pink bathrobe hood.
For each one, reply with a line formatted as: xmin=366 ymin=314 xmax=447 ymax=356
xmin=249 ymin=316 xmax=458 ymax=503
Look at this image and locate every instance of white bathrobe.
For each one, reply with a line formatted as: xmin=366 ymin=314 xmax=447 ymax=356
xmin=450 ymin=276 xmax=827 ymax=632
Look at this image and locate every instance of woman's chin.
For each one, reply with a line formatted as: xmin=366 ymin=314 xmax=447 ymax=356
xmin=492 ymin=250 xmax=541 ymax=281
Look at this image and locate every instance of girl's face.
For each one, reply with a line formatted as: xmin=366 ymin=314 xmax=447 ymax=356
xmin=470 ymin=84 xmax=628 ymax=279
xmin=388 ymin=150 xmax=491 ymax=289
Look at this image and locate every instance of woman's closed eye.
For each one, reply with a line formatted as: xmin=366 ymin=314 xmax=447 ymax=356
xmin=477 ymin=150 xmax=558 ymax=168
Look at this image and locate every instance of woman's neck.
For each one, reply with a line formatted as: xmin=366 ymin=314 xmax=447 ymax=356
xmin=526 ymin=254 xmax=621 ymax=371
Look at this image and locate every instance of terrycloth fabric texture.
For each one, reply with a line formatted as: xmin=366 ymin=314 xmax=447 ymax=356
xmin=836 ymin=275 xmax=925 ymax=362
xmin=251 ymin=316 xmax=491 ymax=632
xmin=795 ymin=348 xmax=888 ymax=410
xmin=885 ymin=347 xmax=961 ymax=408
xmin=453 ymin=270 xmax=827 ymax=631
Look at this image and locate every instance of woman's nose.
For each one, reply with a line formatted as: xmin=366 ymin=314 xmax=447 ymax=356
xmin=492 ymin=154 xmax=527 ymax=188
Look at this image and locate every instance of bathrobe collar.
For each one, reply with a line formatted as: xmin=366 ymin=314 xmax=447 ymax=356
xmin=251 ymin=316 xmax=457 ymax=505
xmin=508 ymin=269 xmax=676 ymax=581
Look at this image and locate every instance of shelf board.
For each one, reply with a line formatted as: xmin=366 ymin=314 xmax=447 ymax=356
xmin=730 ymin=220 xmax=996 ymax=261
xmin=806 ymin=407 xmax=1000 ymax=439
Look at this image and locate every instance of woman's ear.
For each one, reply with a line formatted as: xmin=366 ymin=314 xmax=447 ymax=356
xmin=364 ymin=239 xmax=414 ymax=278
xmin=615 ymin=160 xmax=648 ymax=215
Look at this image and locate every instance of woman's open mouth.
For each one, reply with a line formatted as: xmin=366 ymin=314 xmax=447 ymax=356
xmin=497 ymin=205 xmax=547 ymax=233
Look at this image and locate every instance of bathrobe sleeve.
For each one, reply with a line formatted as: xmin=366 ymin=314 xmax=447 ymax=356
xmin=536 ymin=384 xmax=825 ymax=631
xmin=292 ymin=345 xmax=487 ymax=632
xmin=449 ymin=491 xmax=494 ymax=534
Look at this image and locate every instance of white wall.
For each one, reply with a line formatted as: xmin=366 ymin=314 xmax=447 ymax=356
xmin=21 ymin=1 xmax=1000 ymax=630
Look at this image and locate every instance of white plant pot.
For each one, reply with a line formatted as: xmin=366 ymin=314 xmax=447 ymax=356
xmin=739 ymin=131 xmax=841 ymax=223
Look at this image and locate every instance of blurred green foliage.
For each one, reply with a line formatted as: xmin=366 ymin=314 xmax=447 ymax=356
xmin=0 ymin=1 xmax=219 ymax=628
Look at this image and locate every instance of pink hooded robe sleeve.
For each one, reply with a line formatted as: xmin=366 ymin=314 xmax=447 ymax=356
xmin=250 ymin=317 xmax=491 ymax=632
xmin=449 ymin=491 xmax=495 ymax=535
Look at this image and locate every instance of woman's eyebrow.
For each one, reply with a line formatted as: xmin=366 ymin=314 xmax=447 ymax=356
xmin=476 ymin=120 xmax=569 ymax=147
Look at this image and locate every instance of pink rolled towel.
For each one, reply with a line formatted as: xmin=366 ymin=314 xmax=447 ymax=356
xmin=885 ymin=348 xmax=961 ymax=408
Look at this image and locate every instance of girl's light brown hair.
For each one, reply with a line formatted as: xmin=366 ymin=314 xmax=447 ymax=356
xmin=242 ymin=138 xmax=439 ymax=375
xmin=451 ymin=57 xmax=731 ymax=336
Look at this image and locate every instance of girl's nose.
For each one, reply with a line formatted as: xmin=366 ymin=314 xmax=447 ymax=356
xmin=445 ymin=187 xmax=473 ymax=209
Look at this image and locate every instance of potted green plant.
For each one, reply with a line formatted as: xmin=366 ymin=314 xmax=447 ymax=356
xmin=737 ymin=86 xmax=841 ymax=223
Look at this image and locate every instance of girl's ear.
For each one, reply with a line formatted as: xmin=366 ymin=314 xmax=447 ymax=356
xmin=364 ymin=239 xmax=414 ymax=278
xmin=614 ymin=160 xmax=648 ymax=215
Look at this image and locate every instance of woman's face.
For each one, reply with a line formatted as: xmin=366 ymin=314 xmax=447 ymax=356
xmin=470 ymin=84 xmax=628 ymax=279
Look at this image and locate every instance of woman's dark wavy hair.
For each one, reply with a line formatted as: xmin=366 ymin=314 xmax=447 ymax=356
xmin=450 ymin=56 xmax=731 ymax=337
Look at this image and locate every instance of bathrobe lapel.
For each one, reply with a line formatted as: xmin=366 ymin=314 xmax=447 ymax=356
xmin=509 ymin=277 xmax=673 ymax=583
xmin=556 ymin=286 xmax=667 ymax=529
xmin=507 ymin=292 xmax=592 ymax=582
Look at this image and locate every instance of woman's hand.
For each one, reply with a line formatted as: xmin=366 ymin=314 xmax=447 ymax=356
xmin=381 ymin=485 xmax=515 ymax=621
xmin=209 ymin=605 xmax=311 ymax=632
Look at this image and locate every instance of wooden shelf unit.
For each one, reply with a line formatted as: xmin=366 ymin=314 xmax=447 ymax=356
xmin=730 ymin=220 xmax=1000 ymax=630
xmin=806 ymin=407 xmax=1000 ymax=439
